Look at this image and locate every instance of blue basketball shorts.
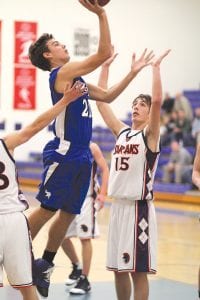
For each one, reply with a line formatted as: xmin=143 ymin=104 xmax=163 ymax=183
xmin=36 ymin=159 xmax=92 ymax=214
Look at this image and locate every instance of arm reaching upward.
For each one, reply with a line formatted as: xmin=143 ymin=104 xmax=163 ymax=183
xmin=88 ymin=48 xmax=154 ymax=104
xmin=3 ymin=81 xmax=88 ymax=152
xmin=146 ymin=49 xmax=171 ymax=152
xmin=56 ymin=0 xmax=112 ymax=91
xmin=95 ymin=49 xmax=126 ymax=136
xmin=94 ymin=48 xmax=155 ymax=135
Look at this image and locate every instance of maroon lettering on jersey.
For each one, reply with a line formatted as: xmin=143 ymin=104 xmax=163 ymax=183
xmin=113 ymin=144 xmax=139 ymax=155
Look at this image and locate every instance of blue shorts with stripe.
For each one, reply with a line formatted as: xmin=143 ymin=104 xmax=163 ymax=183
xmin=36 ymin=141 xmax=93 ymax=214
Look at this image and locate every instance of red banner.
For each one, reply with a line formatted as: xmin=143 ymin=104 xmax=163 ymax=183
xmin=14 ymin=21 xmax=37 ymax=109
xmin=14 ymin=21 xmax=37 ymax=65
xmin=14 ymin=67 xmax=36 ymax=109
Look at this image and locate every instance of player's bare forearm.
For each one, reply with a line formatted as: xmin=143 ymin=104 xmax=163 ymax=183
xmin=152 ymin=66 xmax=162 ymax=105
xmin=97 ymin=71 xmax=137 ymax=103
xmin=151 ymin=50 xmax=171 ymax=106
xmin=97 ymin=11 xmax=112 ymax=60
xmin=92 ymin=49 xmax=125 ymax=135
xmin=4 ymin=81 xmax=87 ymax=150
xmin=79 ymin=0 xmax=111 ymax=60
xmin=92 ymin=49 xmax=154 ymax=103
xmin=55 ymin=10 xmax=111 ymax=86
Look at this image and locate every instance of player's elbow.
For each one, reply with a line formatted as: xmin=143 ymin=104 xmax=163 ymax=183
xmin=98 ymin=46 xmax=112 ymax=62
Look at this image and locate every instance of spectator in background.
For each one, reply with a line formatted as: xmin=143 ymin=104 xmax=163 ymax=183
xmin=192 ymin=107 xmax=200 ymax=145
xmin=162 ymin=140 xmax=192 ymax=183
xmin=173 ymin=109 xmax=193 ymax=145
xmin=161 ymin=109 xmax=194 ymax=146
xmin=173 ymin=92 xmax=193 ymax=121
xmin=160 ymin=110 xmax=178 ymax=146
xmin=161 ymin=92 xmax=175 ymax=115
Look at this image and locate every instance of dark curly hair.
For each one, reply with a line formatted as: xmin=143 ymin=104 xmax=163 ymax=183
xmin=28 ymin=33 xmax=54 ymax=71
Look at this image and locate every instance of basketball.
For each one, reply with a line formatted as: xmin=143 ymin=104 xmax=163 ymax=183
xmin=88 ymin=0 xmax=110 ymax=6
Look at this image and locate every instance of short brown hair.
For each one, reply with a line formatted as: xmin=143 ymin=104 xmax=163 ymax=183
xmin=28 ymin=33 xmax=53 ymax=71
xmin=132 ymin=94 xmax=152 ymax=108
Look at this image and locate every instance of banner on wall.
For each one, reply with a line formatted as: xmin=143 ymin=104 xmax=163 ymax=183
xmin=14 ymin=67 xmax=36 ymax=109
xmin=14 ymin=21 xmax=37 ymax=109
xmin=14 ymin=21 xmax=37 ymax=65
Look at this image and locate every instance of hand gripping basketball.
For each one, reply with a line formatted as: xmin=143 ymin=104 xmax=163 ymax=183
xmin=88 ymin=0 xmax=110 ymax=6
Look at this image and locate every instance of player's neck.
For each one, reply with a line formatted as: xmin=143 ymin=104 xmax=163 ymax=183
xmin=132 ymin=121 xmax=147 ymax=131
xmin=50 ymin=58 xmax=67 ymax=70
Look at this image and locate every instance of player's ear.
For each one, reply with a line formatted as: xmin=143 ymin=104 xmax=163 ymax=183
xmin=43 ymin=51 xmax=52 ymax=59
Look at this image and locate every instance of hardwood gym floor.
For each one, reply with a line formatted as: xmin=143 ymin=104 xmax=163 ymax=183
xmin=0 ymin=189 xmax=199 ymax=299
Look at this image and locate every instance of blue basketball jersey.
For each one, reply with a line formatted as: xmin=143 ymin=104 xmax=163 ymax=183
xmin=49 ymin=67 xmax=92 ymax=145
xmin=43 ymin=67 xmax=93 ymax=163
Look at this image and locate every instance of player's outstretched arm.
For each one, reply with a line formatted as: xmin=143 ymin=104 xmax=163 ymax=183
xmin=88 ymin=48 xmax=154 ymax=104
xmin=95 ymin=47 xmax=126 ymax=136
xmin=78 ymin=0 xmax=111 ymax=61
xmin=57 ymin=0 xmax=111 ymax=89
xmin=3 ymin=81 xmax=88 ymax=151
xmin=146 ymin=49 xmax=171 ymax=152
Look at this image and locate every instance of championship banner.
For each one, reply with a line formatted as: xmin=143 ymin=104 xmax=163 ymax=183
xmin=14 ymin=67 xmax=36 ymax=110
xmin=14 ymin=21 xmax=37 ymax=65
xmin=14 ymin=21 xmax=37 ymax=109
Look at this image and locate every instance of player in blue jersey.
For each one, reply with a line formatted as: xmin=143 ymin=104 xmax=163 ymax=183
xmin=28 ymin=1 xmax=154 ymax=297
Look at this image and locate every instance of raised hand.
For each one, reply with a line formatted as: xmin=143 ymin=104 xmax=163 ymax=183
xmin=152 ymin=49 xmax=171 ymax=67
xmin=131 ymin=48 xmax=154 ymax=74
xmin=79 ymin=0 xmax=105 ymax=15
xmin=63 ymin=80 xmax=88 ymax=104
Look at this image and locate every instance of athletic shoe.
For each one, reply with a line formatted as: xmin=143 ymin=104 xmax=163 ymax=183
xmin=69 ymin=275 xmax=91 ymax=294
xmin=33 ymin=258 xmax=54 ymax=298
xmin=65 ymin=263 xmax=82 ymax=285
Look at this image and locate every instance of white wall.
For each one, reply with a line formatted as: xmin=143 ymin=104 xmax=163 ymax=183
xmin=0 ymin=0 xmax=200 ymax=159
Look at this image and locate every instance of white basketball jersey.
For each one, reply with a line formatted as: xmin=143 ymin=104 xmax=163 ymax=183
xmin=0 ymin=139 xmax=28 ymax=214
xmin=108 ymin=127 xmax=160 ymax=201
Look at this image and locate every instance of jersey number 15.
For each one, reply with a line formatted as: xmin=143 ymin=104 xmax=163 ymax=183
xmin=115 ymin=157 xmax=130 ymax=171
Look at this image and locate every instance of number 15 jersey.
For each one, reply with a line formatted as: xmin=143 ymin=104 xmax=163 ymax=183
xmin=108 ymin=127 xmax=160 ymax=201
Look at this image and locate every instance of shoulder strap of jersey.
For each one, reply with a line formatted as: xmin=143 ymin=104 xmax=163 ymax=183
xmin=117 ymin=127 xmax=131 ymax=139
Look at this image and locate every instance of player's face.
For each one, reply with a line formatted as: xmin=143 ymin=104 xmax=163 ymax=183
xmin=46 ymin=39 xmax=70 ymax=63
xmin=131 ymin=98 xmax=150 ymax=123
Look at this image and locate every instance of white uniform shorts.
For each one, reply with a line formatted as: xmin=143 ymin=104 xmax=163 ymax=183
xmin=107 ymin=199 xmax=157 ymax=273
xmin=0 ymin=212 xmax=33 ymax=287
xmin=66 ymin=196 xmax=100 ymax=239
